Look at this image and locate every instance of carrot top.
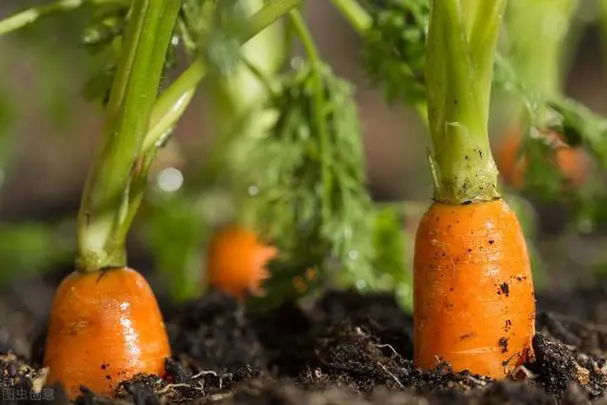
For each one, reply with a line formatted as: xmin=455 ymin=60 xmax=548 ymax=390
xmin=425 ymin=0 xmax=505 ymax=204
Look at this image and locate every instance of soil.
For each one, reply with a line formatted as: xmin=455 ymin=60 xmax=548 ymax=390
xmin=3 ymin=279 xmax=607 ymax=404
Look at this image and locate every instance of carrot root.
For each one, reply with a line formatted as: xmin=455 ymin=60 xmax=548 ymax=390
xmin=44 ymin=267 xmax=171 ymax=399
xmin=413 ymin=199 xmax=535 ymax=378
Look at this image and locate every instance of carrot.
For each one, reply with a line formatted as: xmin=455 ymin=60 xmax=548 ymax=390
xmin=44 ymin=267 xmax=170 ymax=398
xmin=494 ymin=126 xmax=589 ymax=189
xmin=414 ymin=200 xmax=535 ymax=377
xmin=414 ymin=0 xmax=535 ymax=378
xmin=41 ymin=0 xmax=180 ymax=398
xmin=208 ymin=225 xmax=277 ymax=299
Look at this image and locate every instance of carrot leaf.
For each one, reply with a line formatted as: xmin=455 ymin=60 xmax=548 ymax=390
xmin=361 ymin=0 xmax=429 ymax=105
xmin=245 ymin=62 xmax=376 ymax=310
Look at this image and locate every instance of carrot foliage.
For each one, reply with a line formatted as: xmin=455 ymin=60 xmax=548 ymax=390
xmin=242 ymin=62 xmax=377 ymax=309
xmin=348 ymin=0 xmax=607 ymax=227
xmin=361 ymin=0 xmax=428 ymax=105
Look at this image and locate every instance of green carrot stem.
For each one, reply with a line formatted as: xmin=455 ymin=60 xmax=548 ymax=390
xmin=142 ymin=0 xmax=301 ymax=153
xmin=76 ymin=0 xmax=181 ymax=272
xmin=425 ymin=0 xmax=505 ymax=204
xmin=289 ymin=11 xmax=320 ymax=65
xmin=289 ymin=10 xmax=332 ymax=222
xmin=506 ymin=0 xmax=578 ymax=99
xmin=212 ymin=0 xmax=285 ymax=130
xmin=142 ymin=60 xmax=204 ymax=153
xmin=76 ymin=0 xmax=303 ymax=272
xmin=0 ymin=0 xmax=127 ymax=37
xmin=329 ymin=0 xmax=371 ymax=34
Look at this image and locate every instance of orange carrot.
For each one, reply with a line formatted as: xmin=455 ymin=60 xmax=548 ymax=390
xmin=494 ymin=127 xmax=589 ymax=189
xmin=414 ymin=0 xmax=536 ymax=378
xmin=44 ymin=267 xmax=170 ymax=399
xmin=42 ymin=0 xmax=179 ymax=398
xmin=207 ymin=225 xmax=277 ymax=299
xmin=413 ymin=200 xmax=535 ymax=377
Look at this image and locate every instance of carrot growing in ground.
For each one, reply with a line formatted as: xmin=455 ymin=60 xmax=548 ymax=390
xmin=35 ymin=0 xmax=302 ymax=394
xmin=414 ymin=0 xmax=535 ymax=378
xmin=208 ymin=224 xmax=277 ymax=298
xmin=494 ymin=0 xmax=589 ymax=189
xmin=41 ymin=0 xmax=181 ymax=398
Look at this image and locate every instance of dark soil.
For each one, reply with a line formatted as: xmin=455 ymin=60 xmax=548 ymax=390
xmin=3 ymin=282 xmax=607 ymax=404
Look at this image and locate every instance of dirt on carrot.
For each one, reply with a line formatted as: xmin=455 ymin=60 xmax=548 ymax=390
xmin=3 ymin=280 xmax=607 ymax=404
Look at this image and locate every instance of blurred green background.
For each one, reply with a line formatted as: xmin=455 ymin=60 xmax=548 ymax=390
xmin=0 ymin=0 xmax=606 ymax=310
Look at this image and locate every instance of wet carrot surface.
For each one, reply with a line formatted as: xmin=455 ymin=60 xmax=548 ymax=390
xmin=414 ymin=199 xmax=535 ymax=378
xmin=44 ymin=267 xmax=170 ymax=398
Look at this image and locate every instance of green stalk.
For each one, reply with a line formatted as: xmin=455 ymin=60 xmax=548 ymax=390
xmin=289 ymin=10 xmax=332 ymax=222
xmin=506 ymin=0 xmax=579 ymax=100
xmin=142 ymin=60 xmax=205 ymax=153
xmin=212 ymin=0 xmax=284 ymax=129
xmin=141 ymin=0 xmax=302 ymax=154
xmin=76 ymin=0 xmax=181 ymax=272
xmin=0 ymin=0 xmax=127 ymax=37
xmin=425 ymin=0 xmax=505 ymax=204
xmin=329 ymin=0 xmax=371 ymax=34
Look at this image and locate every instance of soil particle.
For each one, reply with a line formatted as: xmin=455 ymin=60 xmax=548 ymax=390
xmin=527 ymin=334 xmax=578 ymax=395
xmin=498 ymin=337 xmax=509 ymax=353
xmin=499 ymin=283 xmax=510 ymax=297
xmin=525 ymin=331 xmax=607 ymax=401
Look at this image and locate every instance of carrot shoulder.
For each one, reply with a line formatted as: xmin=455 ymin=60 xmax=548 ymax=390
xmin=414 ymin=0 xmax=535 ymax=378
xmin=44 ymin=268 xmax=170 ymax=398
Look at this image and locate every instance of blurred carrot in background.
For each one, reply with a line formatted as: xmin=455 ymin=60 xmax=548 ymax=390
xmin=208 ymin=224 xmax=277 ymax=298
xmin=494 ymin=0 xmax=590 ymax=191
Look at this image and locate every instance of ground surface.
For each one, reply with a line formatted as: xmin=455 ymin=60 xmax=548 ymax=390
xmin=3 ymin=279 xmax=607 ymax=405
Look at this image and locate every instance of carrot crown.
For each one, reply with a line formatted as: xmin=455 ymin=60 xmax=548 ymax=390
xmin=425 ymin=0 xmax=505 ymax=204
xmin=76 ymin=0 xmax=181 ymax=272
